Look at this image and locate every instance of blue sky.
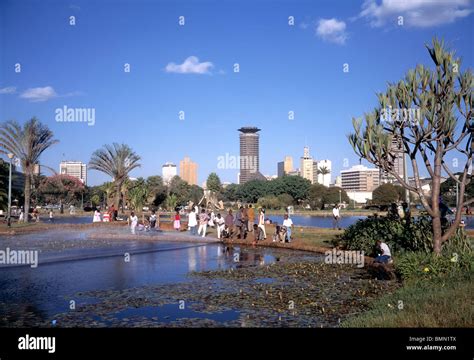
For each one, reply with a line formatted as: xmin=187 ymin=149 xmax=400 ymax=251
xmin=1 ymin=0 xmax=473 ymax=186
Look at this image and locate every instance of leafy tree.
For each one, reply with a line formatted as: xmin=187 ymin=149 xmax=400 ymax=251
xmin=89 ymin=143 xmax=141 ymax=211
xmin=189 ymin=184 xmax=204 ymax=205
xmin=308 ymin=183 xmax=327 ymax=210
xmin=372 ymin=183 xmax=402 ymax=205
xmin=349 ymin=39 xmax=473 ymax=254
xmin=440 ymin=174 xmax=473 ymax=207
xmin=168 ymin=176 xmax=191 ymax=206
xmin=127 ymin=178 xmax=148 ymax=213
xmin=206 ymin=172 xmax=223 ymax=194
xmin=146 ymin=175 xmax=167 ymax=207
xmin=257 ymin=195 xmax=280 ymax=209
xmin=37 ymin=175 xmax=85 ymax=206
xmin=322 ymin=187 xmax=350 ymax=208
xmin=277 ymin=193 xmax=294 ymax=207
xmin=0 ymin=118 xmax=58 ymax=220
xmin=237 ymin=180 xmax=267 ymax=203
xmin=222 ymin=183 xmax=239 ymax=202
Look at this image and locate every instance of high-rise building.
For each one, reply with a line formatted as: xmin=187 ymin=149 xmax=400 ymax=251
xmin=162 ymin=162 xmax=177 ymax=185
xmin=59 ymin=161 xmax=87 ymax=185
xmin=341 ymin=165 xmax=380 ymax=192
xmin=317 ymin=159 xmax=332 ymax=187
xmin=238 ymin=127 xmax=265 ymax=184
xmin=277 ymin=156 xmax=293 ymax=177
xmin=179 ymin=157 xmax=198 ymax=185
xmin=300 ymin=146 xmax=315 ymax=184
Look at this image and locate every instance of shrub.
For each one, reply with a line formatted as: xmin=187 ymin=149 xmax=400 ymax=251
xmin=334 ymin=215 xmax=433 ymax=255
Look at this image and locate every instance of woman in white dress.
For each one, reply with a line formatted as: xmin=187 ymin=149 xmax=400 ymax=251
xmin=93 ymin=209 xmax=102 ymax=222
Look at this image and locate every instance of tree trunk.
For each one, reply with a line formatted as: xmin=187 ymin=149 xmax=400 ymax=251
xmin=23 ymin=171 xmax=31 ymax=223
xmin=432 ymin=215 xmax=443 ymax=254
xmin=114 ymin=181 xmax=122 ymax=211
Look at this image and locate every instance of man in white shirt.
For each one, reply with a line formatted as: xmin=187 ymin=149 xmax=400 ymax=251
xmin=375 ymin=240 xmax=392 ymax=263
xmin=332 ymin=205 xmax=341 ymax=230
xmin=188 ymin=208 xmax=198 ymax=236
xmin=215 ymin=213 xmax=225 ymax=239
xmin=282 ymin=214 xmax=293 ymax=242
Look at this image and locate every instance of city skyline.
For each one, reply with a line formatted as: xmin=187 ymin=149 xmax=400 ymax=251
xmin=0 ymin=0 xmax=472 ymax=186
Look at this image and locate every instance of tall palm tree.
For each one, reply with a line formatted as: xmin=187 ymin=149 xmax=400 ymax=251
xmin=89 ymin=143 xmax=141 ymax=211
xmin=317 ymin=166 xmax=331 ymax=185
xmin=0 ymin=118 xmax=58 ymax=222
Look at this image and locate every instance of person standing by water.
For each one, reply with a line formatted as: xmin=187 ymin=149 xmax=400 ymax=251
xmin=188 ymin=208 xmax=198 ymax=236
xmin=173 ymin=210 xmax=181 ymax=231
xmin=258 ymin=208 xmax=267 ymax=240
xmin=149 ymin=210 xmax=157 ymax=229
xmin=247 ymin=204 xmax=255 ymax=232
xmin=215 ymin=213 xmax=225 ymax=239
xmin=282 ymin=214 xmax=293 ymax=242
xmin=130 ymin=211 xmax=138 ymax=234
xmin=198 ymin=209 xmax=209 ymax=237
xmin=93 ymin=209 xmax=102 ymax=222
xmin=49 ymin=210 xmax=54 ymax=223
xmin=332 ymin=204 xmax=341 ymax=230
xmin=225 ymin=209 xmax=235 ymax=240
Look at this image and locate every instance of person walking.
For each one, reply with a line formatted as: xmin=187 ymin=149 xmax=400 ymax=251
xmin=188 ymin=208 xmax=198 ymax=236
xmin=173 ymin=210 xmax=181 ymax=231
xmin=198 ymin=209 xmax=209 ymax=238
xmin=332 ymin=204 xmax=341 ymax=230
xmin=130 ymin=211 xmax=138 ymax=234
xmin=258 ymin=208 xmax=267 ymax=240
xmin=247 ymin=204 xmax=255 ymax=232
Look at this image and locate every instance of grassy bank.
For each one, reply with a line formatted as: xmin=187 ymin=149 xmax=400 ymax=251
xmin=342 ymin=274 xmax=473 ymax=327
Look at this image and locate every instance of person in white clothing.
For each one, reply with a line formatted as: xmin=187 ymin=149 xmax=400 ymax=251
xmin=374 ymin=240 xmax=392 ymax=263
xmin=332 ymin=205 xmax=341 ymax=230
xmin=130 ymin=212 xmax=138 ymax=234
xmin=258 ymin=208 xmax=267 ymax=240
xmin=215 ymin=213 xmax=225 ymax=239
xmin=93 ymin=209 xmax=102 ymax=222
xmin=197 ymin=209 xmax=209 ymax=238
xmin=188 ymin=208 xmax=198 ymax=236
xmin=282 ymin=214 xmax=293 ymax=242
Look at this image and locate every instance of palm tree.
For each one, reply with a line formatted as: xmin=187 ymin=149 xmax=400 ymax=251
xmin=0 ymin=118 xmax=58 ymax=222
xmin=317 ymin=166 xmax=330 ymax=185
xmin=89 ymin=143 xmax=141 ymax=211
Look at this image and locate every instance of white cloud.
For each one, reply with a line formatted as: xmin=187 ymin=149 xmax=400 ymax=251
xmin=20 ymin=86 xmax=57 ymax=102
xmin=0 ymin=86 xmax=16 ymax=94
xmin=165 ymin=56 xmax=214 ymax=74
xmin=360 ymin=0 xmax=473 ymax=27
xmin=316 ymin=18 xmax=348 ymax=44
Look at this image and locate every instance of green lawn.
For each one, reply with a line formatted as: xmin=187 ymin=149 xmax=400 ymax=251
xmin=342 ymin=274 xmax=474 ymax=327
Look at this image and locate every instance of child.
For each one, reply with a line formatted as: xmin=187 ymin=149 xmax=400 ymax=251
xmin=149 ymin=210 xmax=157 ymax=229
xmin=173 ymin=211 xmax=181 ymax=231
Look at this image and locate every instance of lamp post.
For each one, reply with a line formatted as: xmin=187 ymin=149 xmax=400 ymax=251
xmin=7 ymin=153 xmax=14 ymax=227
xmin=339 ymin=190 xmax=342 ymax=205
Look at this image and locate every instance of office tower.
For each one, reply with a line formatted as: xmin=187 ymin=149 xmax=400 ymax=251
xmin=341 ymin=165 xmax=380 ymax=192
xmin=179 ymin=157 xmax=198 ymax=185
xmin=162 ymin=162 xmax=177 ymax=185
xmin=380 ymin=136 xmax=405 ymax=183
xmin=59 ymin=161 xmax=87 ymax=185
xmin=238 ymin=126 xmax=265 ymax=184
xmin=300 ymin=146 xmax=315 ymax=184
xmin=278 ymin=156 xmax=293 ymax=177
xmin=317 ymin=159 xmax=332 ymax=187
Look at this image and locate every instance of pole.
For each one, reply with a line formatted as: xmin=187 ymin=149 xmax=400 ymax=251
xmin=7 ymin=156 xmax=13 ymax=227
xmin=339 ymin=190 xmax=341 ymax=205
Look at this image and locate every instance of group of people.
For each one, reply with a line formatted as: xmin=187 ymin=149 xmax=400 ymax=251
xmin=185 ymin=205 xmax=294 ymax=245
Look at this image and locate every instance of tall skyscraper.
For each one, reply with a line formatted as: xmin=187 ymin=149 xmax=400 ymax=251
xmin=179 ymin=157 xmax=198 ymax=185
xmin=277 ymin=156 xmax=293 ymax=177
xmin=238 ymin=127 xmax=265 ymax=184
xmin=300 ymin=146 xmax=315 ymax=184
xmin=341 ymin=165 xmax=380 ymax=192
xmin=59 ymin=161 xmax=87 ymax=185
xmin=162 ymin=162 xmax=177 ymax=185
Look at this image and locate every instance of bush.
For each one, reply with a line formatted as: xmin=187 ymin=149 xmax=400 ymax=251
xmin=334 ymin=215 xmax=433 ymax=255
xmin=396 ymin=251 xmax=474 ymax=281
